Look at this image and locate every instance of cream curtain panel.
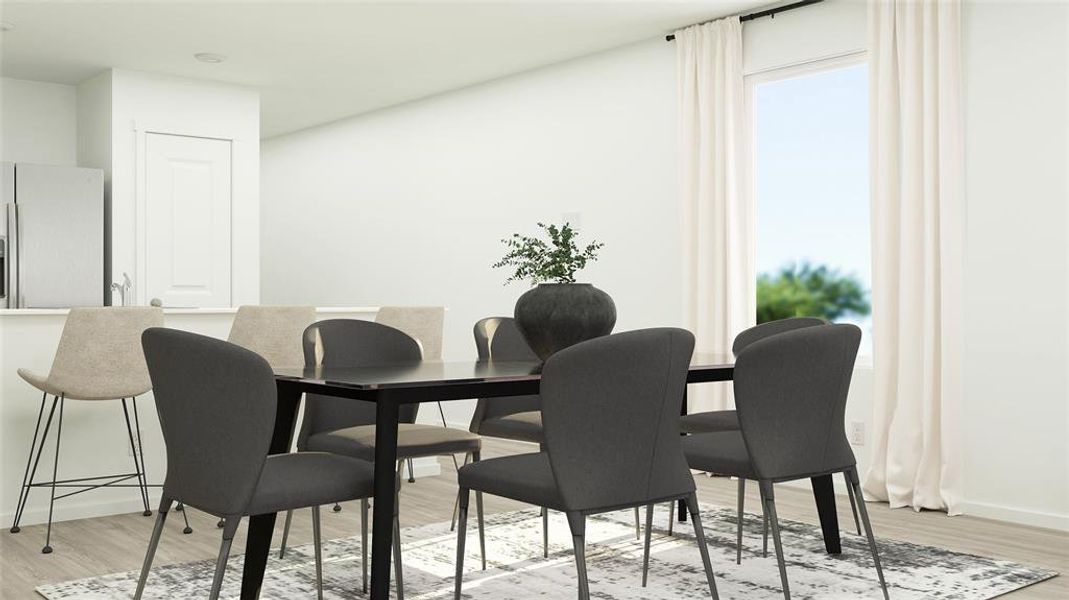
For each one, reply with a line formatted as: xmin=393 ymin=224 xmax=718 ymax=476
xmin=864 ymin=0 xmax=965 ymax=514
xmin=676 ymin=17 xmax=752 ymax=413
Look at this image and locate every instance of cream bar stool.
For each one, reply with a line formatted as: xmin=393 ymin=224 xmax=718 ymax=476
xmin=8 ymin=307 xmax=163 ymax=554
xmin=194 ymin=305 xmax=317 ymax=532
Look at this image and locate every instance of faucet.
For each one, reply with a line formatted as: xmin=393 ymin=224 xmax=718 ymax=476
xmin=111 ymin=272 xmax=132 ymax=306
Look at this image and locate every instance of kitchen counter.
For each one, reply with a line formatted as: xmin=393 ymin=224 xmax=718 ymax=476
xmin=0 ymin=306 xmax=378 ymax=316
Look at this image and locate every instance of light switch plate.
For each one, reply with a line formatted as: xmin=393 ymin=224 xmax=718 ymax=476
xmin=849 ymin=421 xmax=866 ymax=446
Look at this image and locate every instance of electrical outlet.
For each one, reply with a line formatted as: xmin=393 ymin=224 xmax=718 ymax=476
xmin=128 ymin=432 xmax=140 ymax=456
xmin=848 ymin=421 xmax=865 ymax=446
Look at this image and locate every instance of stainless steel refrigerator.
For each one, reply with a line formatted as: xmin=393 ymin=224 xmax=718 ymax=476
xmin=1 ymin=162 xmax=105 ymax=308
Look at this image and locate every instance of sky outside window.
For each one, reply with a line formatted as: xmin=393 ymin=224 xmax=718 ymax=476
xmin=753 ymin=61 xmax=872 ymax=354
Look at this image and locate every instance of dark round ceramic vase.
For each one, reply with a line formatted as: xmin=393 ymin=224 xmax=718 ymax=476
xmin=513 ymin=283 xmax=617 ymax=361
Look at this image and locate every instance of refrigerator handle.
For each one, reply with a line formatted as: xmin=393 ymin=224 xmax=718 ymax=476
xmin=0 ymin=226 xmax=6 ymax=304
xmin=9 ymin=203 xmax=19 ymax=308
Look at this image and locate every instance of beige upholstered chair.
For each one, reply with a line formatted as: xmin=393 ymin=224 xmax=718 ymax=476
xmin=228 ymin=305 xmax=317 ymax=368
xmin=375 ymin=306 xmax=445 ymax=359
xmin=10 ymin=307 xmax=163 ymax=554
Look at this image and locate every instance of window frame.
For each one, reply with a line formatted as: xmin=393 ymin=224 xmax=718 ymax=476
xmin=744 ymin=51 xmax=873 ymax=367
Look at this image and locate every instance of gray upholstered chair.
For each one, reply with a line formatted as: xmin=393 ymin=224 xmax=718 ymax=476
xmin=278 ymin=319 xmax=484 ymax=594
xmin=454 ymin=328 xmax=719 ymax=600
xmin=681 ymin=324 xmax=888 ymax=600
xmin=186 ymin=305 xmax=317 ymax=533
xmin=680 ymin=317 xmax=826 ymax=435
xmin=468 ymin=317 xmax=543 ymax=443
xmin=375 ymin=306 xmax=446 ymax=483
xmin=462 ymin=317 xmax=643 ymax=552
xmin=136 ymin=328 xmax=380 ymax=600
xmin=9 ymin=307 xmax=163 ymax=554
xmin=676 ymin=317 xmax=862 ymax=563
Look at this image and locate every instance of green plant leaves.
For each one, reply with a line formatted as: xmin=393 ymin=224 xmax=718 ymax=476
xmin=492 ymin=222 xmax=604 ymax=285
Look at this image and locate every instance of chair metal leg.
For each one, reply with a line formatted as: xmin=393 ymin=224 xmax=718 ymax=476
xmin=476 ymin=491 xmax=486 ymax=570
xmin=634 ymin=506 xmax=641 ymax=540
xmin=279 ymin=509 xmax=294 ymax=558
xmin=759 ymin=484 xmax=769 ymax=558
xmin=122 ymin=399 xmax=152 ymax=518
xmin=542 ymin=506 xmax=549 ymax=558
xmin=42 ymin=395 xmax=65 ymax=554
xmin=761 ymin=482 xmax=790 ymax=600
xmin=208 ymin=518 xmax=239 ymax=600
xmin=454 ymin=488 xmax=470 ymax=600
xmin=471 ymin=450 xmax=486 ymax=570
xmin=642 ymin=504 xmax=654 ymax=587
xmin=216 ymin=518 xmax=224 ymax=528
xmin=361 ymin=498 xmax=370 ymax=594
xmin=133 ymin=497 xmax=172 ymax=600
xmin=667 ymin=502 xmax=674 ymax=536
xmin=179 ymin=502 xmax=192 ymax=534
xmin=131 ymin=397 xmax=153 ymax=517
xmin=450 ymin=453 xmax=472 ymax=532
xmin=685 ymin=493 xmax=720 ymax=600
xmin=848 ymin=470 xmax=889 ymax=599
xmin=407 ymin=458 xmax=416 ymax=483
xmin=736 ymin=477 xmax=746 ymax=564
xmin=393 ymin=517 xmax=404 ymax=600
xmin=567 ymin=512 xmax=590 ymax=600
xmin=333 ymin=503 xmax=342 ymax=512
xmin=311 ymin=505 xmax=324 ymax=600
xmin=10 ymin=393 xmax=54 ymax=534
xmin=845 ymin=472 xmax=862 ymax=535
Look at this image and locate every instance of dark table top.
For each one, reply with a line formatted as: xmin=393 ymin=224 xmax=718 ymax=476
xmin=273 ymin=353 xmax=734 ymax=401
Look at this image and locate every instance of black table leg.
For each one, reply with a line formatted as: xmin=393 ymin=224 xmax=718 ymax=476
xmin=371 ymin=397 xmax=400 ymax=599
xmin=678 ymin=387 xmax=689 ymax=523
xmin=811 ymin=474 xmax=842 ymax=554
xmin=241 ymin=381 xmax=302 ymax=599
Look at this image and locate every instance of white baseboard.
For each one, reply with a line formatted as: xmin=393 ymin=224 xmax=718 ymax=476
xmin=5 ymin=458 xmax=444 ymax=528
xmin=3 ymin=494 xmax=164 ymax=528
xmin=959 ymin=500 xmax=1069 ymax=532
xmin=406 ymin=456 xmax=442 ymax=479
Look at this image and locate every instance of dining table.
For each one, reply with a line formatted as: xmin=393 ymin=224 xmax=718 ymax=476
xmin=240 ymin=353 xmax=843 ymax=600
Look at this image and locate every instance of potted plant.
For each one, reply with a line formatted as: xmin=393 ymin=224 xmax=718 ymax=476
xmin=493 ymin=222 xmax=616 ymax=360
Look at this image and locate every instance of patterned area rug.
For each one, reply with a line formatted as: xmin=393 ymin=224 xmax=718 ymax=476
xmin=37 ymin=505 xmax=1057 ymax=599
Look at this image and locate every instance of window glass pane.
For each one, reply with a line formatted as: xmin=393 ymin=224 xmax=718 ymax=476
xmin=754 ymin=61 xmax=872 ymax=355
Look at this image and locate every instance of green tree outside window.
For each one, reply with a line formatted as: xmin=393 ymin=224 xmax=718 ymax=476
xmin=756 ymin=262 xmax=871 ymax=324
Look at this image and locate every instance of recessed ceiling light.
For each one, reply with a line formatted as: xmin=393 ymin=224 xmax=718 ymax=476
xmin=0 ymin=22 xmax=14 ymax=32
xmin=194 ymin=52 xmax=226 ymax=64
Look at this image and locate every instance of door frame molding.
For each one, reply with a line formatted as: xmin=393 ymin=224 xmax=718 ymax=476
xmin=134 ymin=123 xmax=236 ymax=307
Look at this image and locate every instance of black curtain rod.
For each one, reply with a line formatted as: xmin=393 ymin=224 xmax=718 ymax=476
xmin=664 ymin=0 xmax=824 ymax=41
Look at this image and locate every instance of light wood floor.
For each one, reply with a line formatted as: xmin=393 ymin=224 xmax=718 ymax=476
xmin=1 ymin=439 xmax=1064 ymax=599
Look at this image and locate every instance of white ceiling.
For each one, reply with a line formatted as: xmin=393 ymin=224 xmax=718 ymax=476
xmin=0 ymin=1 xmax=767 ymax=137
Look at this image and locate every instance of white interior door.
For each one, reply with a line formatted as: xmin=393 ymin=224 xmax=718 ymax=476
xmin=144 ymin=133 xmax=232 ymax=307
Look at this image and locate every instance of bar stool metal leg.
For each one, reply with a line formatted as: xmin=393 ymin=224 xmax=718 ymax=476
xmin=9 ymin=393 xmax=53 ymax=534
xmin=42 ymin=395 xmax=65 ymax=554
xmin=122 ymin=398 xmax=151 ymax=517
xmin=132 ymin=397 xmax=153 ymax=517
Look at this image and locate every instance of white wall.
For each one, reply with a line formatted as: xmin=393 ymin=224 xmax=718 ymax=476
xmin=261 ymin=0 xmax=1069 ymax=529
xmin=961 ymin=0 xmax=1069 ymax=529
xmin=100 ymin=69 xmax=261 ymax=306
xmin=262 ymin=40 xmax=683 ymax=425
xmin=0 ymin=77 xmax=78 ymax=165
